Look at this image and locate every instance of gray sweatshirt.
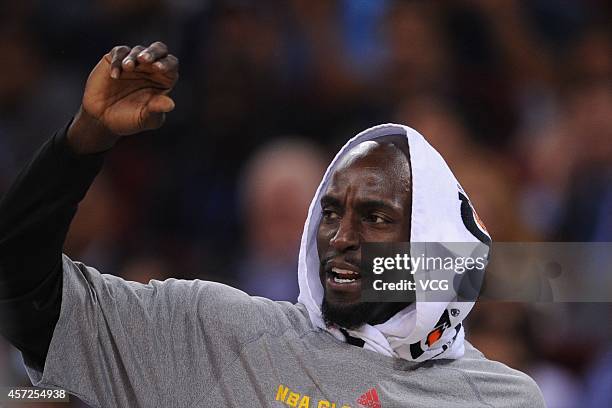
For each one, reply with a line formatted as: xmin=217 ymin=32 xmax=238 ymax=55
xmin=25 ymin=256 xmax=545 ymax=408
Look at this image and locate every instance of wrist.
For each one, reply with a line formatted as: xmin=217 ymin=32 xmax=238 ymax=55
xmin=67 ymin=107 xmax=120 ymax=154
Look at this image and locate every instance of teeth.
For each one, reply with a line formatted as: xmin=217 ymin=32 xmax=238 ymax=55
xmin=333 ymin=276 xmax=356 ymax=284
xmin=332 ymin=267 xmax=358 ymax=275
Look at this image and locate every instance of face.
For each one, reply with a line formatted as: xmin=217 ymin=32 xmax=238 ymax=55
xmin=317 ymin=139 xmax=412 ymax=329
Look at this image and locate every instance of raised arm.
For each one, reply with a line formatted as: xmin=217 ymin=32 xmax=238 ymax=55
xmin=0 ymin=42 xmax=178 ymax=369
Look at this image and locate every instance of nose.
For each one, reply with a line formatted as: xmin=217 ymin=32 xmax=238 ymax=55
xmin=330 ymin=215 xmax=359 ymax=252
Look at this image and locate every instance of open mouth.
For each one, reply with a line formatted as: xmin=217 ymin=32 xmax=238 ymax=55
xmin=329 ymin=267 xmax=361 ymax=284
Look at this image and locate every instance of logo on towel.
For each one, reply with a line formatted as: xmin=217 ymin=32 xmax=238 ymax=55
xmin=425 ymin=326 xmax=445 ymax=347
xmin=458 ymin=188 xmax=491 ymax=245
xmin=409 ymin=309 xmax=463 ymax=359
xmin=425 ymin=309 xmax=452 ymax=347
xmin=357 ymin=387 xmax=381 ymax=408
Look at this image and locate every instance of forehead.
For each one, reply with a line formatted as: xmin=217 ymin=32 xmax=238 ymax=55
xmin=326 ymin=166 xmax=386 ymax=194
xmin=323 ymin=141 xmax=411 ymax=201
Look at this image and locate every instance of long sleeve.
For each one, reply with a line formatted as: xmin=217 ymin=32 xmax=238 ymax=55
xmin=0 ymin=120 xmax=105 ymax=370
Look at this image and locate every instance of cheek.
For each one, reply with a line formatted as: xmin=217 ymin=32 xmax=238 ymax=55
xmin=316 ymin=224 xmax=329 ymax=257
xmin=362 ymin=225 xmax=407 ymax=242
xmin=316 ymin=220 xmax=340 ymax=256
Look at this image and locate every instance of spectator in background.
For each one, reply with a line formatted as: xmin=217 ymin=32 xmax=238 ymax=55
xmin=236 ymin=138 xmax=327 ymax=301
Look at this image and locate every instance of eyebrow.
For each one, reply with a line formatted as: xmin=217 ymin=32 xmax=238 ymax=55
xmin=356 ymin=199 xmax=400 ymax=214
xmin=320 ymin=195 xmax=341 ymax=208
xmin=320 ymin=195 xmax=400 ymax=214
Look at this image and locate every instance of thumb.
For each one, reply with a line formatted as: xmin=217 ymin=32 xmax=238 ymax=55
xmin=147 ymin=94 xmax=176 ymax=113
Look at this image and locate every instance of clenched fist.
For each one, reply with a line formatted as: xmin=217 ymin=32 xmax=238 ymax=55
xmin=68 ymin=41 xmax=179 ymax=154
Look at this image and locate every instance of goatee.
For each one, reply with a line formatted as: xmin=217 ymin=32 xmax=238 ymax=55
xmin=321 ymin=297 xmax=373 ymax=329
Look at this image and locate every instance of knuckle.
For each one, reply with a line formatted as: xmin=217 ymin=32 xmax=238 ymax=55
xmin=111 ymin=45 xmax=129 ymax=56
xmin=152 ymin=41 xmax=167 ymax=49
xmin=127 ymin=47 xmax=144 ymax=58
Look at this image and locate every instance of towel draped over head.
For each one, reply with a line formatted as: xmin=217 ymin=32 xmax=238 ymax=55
xmin=297 ymin=124 xmax=491 ymax=362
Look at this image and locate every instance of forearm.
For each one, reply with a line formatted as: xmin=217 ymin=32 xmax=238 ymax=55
xmin=0 ymin=119 xmax=106 ymax=368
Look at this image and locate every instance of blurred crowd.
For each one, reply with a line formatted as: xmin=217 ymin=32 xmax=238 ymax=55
xmin=0 ymin=0 xmax=610 ymax=407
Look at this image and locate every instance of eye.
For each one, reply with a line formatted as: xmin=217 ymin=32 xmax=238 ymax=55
xmin=365 ymin=213 xmax=389 ymax=224
xmin=322 ymin=209 xmax=340 ymax=222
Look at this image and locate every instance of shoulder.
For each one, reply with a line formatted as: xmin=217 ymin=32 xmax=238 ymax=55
xmin=62 ymin=257 xmax=318 ymax=344
xmin=144 ymin=278 xmax=317 ymax=338
xmin=64 ymin=257 xmax=311 ymax=337
xmin=439 ymin=341 xmax=545 ymax=408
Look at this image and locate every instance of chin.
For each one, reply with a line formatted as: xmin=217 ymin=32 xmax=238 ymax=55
xmin=321 ymin=296 xmax=372 ymax=330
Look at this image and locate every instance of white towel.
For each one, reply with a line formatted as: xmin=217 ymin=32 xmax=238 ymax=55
xmin=297 ymin=123 xmax=490 ymax=362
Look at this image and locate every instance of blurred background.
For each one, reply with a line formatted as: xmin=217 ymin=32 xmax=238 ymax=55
xmin=0 ymin=0 xmax=610 ymax=407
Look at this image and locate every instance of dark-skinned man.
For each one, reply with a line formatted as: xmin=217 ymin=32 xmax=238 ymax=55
xmin=0 ymin=42 xmax=544 ymax=407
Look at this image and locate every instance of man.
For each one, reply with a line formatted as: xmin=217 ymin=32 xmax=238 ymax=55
xmin=237 ymin=139 xmax=326 ymax=301
xmin=0 ymin=42 xmax=544 ymax=407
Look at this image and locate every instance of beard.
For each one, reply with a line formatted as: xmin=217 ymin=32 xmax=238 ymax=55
xmin=321 ymin=297 xmax=374 ymax=329
xmin=321 ymin=295 xmax=412 ymax=330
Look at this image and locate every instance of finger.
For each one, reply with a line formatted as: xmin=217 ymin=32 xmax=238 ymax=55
xmin=147 ymin=94 xmax=175 ymax=113
xmin=152 ymin=54 xmax=179 ymax=73
xmin=122 ymin=45 xmax=145 ymax=72
xmin=138 ymin=41 xmax=168 ymax=64
xmin=108 ymin=45 xmax=130 ymax=79
xmin=140 ymin=109 xmax=166 ymax=131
